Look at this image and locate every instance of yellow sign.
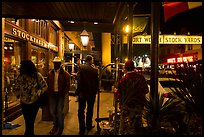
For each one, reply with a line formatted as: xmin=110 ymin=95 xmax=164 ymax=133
xmin=4 ymin=37 xmax=15 ymax=42
xmin=131 ymin=35 xmax=202 ymax=44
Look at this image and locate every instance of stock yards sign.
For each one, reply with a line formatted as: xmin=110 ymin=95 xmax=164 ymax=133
xmin=132 ymin=35 xmax=202 ymax=44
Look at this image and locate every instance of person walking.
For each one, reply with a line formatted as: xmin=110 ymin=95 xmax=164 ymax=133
xmin=76 ymin=55 xmax=99 ymax=135
xmin=13 ymin=60 xmax=48 ymax=135
xmin=115 ymin=60 xmax=149 ymax=130
xmin=74 ymin=58 xmax=81 ymax=102
xmin=47 ymin=56 xmax=71 ymax=135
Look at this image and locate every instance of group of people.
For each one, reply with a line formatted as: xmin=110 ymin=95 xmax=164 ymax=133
xmin=12 ymin=54 xmax=149 ymax=135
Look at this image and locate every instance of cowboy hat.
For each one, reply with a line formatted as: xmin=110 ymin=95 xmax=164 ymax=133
xmin=53 ymin=56 xmax=62 ymax=62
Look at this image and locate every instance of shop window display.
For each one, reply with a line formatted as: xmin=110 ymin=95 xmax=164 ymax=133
xmin=31 ymin=48 xmax=38 ymax=65
xmin=31 ymin=47 xmax=49 ymax=77
xmin=3 ymin=37 xmax=26 ymax=109
xmin=49 ymin=52 xmax=58 ymax=71
xmin=38 ymin=52 xmax=47 ymax=76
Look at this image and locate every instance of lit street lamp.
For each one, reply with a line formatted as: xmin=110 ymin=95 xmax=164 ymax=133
xmin=68 ymin=40 xmax=75 ymax=73
xmin=80 ymin=29 xmax=89 ymax=46
xmin=68 ymin=40 xmax=74 ymax=51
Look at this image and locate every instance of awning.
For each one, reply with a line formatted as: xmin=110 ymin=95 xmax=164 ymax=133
xmin=163 ymin=2 xmax=202 ymax=22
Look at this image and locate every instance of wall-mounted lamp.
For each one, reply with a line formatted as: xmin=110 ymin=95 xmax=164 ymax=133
xmin=80 ymin=29 xmax=89 ymax=46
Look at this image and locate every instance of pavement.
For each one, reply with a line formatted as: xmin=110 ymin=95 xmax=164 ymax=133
xmin=2 ymin=92 xmax=115 ymax=135
xmin=2 ymin=76 xmax=173 ymax=135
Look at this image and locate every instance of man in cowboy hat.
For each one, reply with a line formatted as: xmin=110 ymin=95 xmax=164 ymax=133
xmin=47 ymin=56 xmax=70 ymax=135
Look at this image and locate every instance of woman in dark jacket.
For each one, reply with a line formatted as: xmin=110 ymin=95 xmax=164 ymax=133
xmin=13 ymin=60 xmax=48 ymax=135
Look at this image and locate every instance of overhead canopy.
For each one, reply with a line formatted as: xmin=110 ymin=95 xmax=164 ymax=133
xmin=2 ymin=2 xmax=131 ymax=33
xmin=2 ymin=2 xmax=201 ymax=48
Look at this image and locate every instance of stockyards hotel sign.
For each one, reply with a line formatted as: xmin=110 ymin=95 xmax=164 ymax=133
xmin=132 ymin=35 xmax=202 ymax=44
xmin=4 ymin=22 xmax=58 ymax=52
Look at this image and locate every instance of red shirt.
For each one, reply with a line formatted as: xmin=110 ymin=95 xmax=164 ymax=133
xmin=116 ymin=71 xmax=149 ymax=108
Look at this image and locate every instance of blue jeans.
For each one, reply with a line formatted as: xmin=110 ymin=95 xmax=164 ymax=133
xmin=48 ymin=92 xmax=65 ymax=131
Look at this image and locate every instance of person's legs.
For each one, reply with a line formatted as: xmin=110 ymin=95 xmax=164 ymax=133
xmin=86 ymin=95 xmax=96 ymax=130
xmin=48 ymin=93 xmax=58 ymax=134
xmin=130 ymin=105 xmax=144 ymax=129
xmin=56 ymin=94 xmax=65 ymax=135
xmin=78 ymin=97 xmax=86 ymax=135
xmin=21 ymin=101 xmax=39 ymax=135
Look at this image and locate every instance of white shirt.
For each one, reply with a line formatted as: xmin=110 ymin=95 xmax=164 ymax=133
xmin=54 ymin=69 xmax=60 ymax=92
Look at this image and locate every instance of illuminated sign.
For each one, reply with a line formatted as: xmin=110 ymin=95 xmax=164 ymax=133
xmin=12 ymin=28 xmax=48 ymax=48
xmin=167 ymin=58 xmax=176 ymax=63
xmin=132 ymin=35 xmax=163 ymax=44
xmin=11 ymin=27 xmax=58 ymax=52
xmin=167 ymin=56 xmax=194 ymax=63
xmin=132 ymin=35 xmax=202 ymax=44
xmin=4 ymin=37 xmax=15 ymax=42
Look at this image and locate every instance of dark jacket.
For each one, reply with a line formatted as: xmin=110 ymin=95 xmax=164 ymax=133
xmin=47 ymin=67 xmax=70 ymax=96
xmin=76 ymin=64 xmax=99 ymax=98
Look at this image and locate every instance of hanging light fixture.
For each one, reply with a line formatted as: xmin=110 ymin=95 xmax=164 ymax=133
xmin=68 ymin=40 xmax=74 ymax=51
xmin=80 ymin=29 xmax=89 ymax=46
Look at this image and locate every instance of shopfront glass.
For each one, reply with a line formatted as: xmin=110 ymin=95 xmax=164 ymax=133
xmin=31 ymin=46 xmax=49 ymax=77
xmin=49 ymin=51 xmax=58 ymax=71
xmin=3 ymin=36 xmax=26 ymax=107
xmin=38 ymin=50 xmax=48 ymax=77
xmin=31 ymin=48 xmax=38 ymax=65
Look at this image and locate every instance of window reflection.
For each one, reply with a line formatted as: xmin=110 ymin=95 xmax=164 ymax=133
xmin=4 ymin=37 xmax=26 ymax=106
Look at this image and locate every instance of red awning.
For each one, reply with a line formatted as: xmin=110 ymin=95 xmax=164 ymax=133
xmin=163 ymin=2 xmax=202 ymax=22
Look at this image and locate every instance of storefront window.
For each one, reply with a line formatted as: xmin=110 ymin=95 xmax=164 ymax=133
xmin=49 ymin=51 xmax=58 ymax=71
xmin=38 ymin=50 xmax=48 ymax=77
xmin=31 ymin=48 xmax=38 ymax=66
xmin=50 ymin=26 xmax=57 ymax=45
xmin=31 ymin=45 xmax=49 ymax=77
xmin=5 ymin=18 xmax=26 ymax=29
xmin=4 ymin=37 xmax=26 ymax=106
xmin=31 ymin=19 xmax=48 ymax=40
xmin=16 ymin=19 xmax=26 ymax=29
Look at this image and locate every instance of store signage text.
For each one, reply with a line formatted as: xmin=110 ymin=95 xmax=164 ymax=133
xmin=12 ymin=28 xmax=48 ymax=48
xmin=12 ymin=27 xmax=58 ymax=51
xmin=132 ymin=35 xmax=202 ymax=44
xmin=167 ymin=56 xmax=194 ymax=64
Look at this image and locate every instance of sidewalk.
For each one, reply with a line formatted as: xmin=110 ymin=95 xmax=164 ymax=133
xmin=2 ymin=92 xmax=114 ymax=135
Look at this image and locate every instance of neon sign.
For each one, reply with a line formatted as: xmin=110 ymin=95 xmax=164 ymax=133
xmin=167 ymin=56 xmax=194 ymax=63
